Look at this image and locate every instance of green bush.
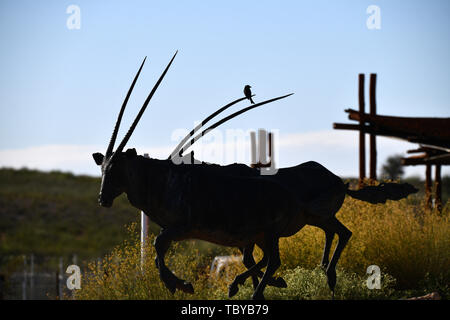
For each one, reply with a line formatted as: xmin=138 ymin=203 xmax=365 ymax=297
xmin=225 ymin=267 xmax=397 ymax=300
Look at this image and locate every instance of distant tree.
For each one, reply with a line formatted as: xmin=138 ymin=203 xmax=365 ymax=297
xmin=381 ymin=155 xmax=405 ymax=180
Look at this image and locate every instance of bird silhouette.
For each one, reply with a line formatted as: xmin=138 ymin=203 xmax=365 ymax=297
xmin=244 ymin=85 xmax=255 ymax=104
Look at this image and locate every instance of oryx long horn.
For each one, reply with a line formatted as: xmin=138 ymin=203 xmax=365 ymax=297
xmin=105 ymin=57 xmax=147 ymax=159
xmin=178 ymin=93 xmax=294 ymax=156
xmin=113 ymin=51 xmax=178 ymax=156
xmin=169 ymin=95 xmax=254 ymax=159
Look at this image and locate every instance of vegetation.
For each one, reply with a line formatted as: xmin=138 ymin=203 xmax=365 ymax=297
xmin=381 ymin=155 xmax=405 ymax=180
xmin=1 ymin=168 xmax=448 ymax=299
xmin=75 ymin=198 xmax=449 ymax=300
xmin=0 ymin=168 xmax=139 ymax=272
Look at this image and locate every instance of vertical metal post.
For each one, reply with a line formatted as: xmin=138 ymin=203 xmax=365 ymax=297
xmin=71 ymin=253 xmax=78 ymax=299
xmin=435 ymin=164 xmax=442 ymax=213
xmin=30 ymin=254 xmax=34 ymax=300
xmin=22 ymin=255 xmax=27 ymax=300
xmin=267 ymin=131 xmax=274 ymax=171
xmin=56 ymin=269 xmax=59 ymax=300
xmin=358 ymin=74 xmax=366 ymax=188
xmin=268 ymin=132 xmax=273 ymax=166
xmin=369 ymin=74 xmax=377 ymax=181
xmin=425 ymin=164 xmax=432 ymax=210
xmin=0 ymin=274 xmax=4 ymax=300
xmin=59 ymin=257 xmax=64 ymax=300
xmin=258 ymin=129 xmax=268 ymax=165
xmin=141 ymin=153 xmax=150 ymax=269
xmin=250 ymin=131 xmax=257 ymax=165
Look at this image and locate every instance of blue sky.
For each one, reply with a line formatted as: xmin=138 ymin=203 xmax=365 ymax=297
xmin=0 ymin=0 xmax=449 ymax=177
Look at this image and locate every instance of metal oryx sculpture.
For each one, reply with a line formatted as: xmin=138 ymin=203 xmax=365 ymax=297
xmin=93 ymin=52 xmax=418 ymax=300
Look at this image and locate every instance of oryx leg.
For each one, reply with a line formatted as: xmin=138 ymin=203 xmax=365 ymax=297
xmin=251 ymin=236 xmax=281 ymax=300
xmin=240 ymin=245 xmax=259 ymax=290
xmin=321 ymin=217 xmax=352 ymax=298
xmin=320 ymin=227 xmax=335 ymax=270
xmin=228 ymin=252 xmax=268 ymax=298
xmin=154 ymin=228 xmax=194 ymax=295
xmin=241 ymin=244 xmax=287 ymax=290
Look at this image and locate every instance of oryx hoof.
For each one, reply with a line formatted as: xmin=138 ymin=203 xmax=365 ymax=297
xmin=251 ymin=291 xmax=265 ymax=300
xmin=177 ymin=280 xmax=194 ymax=294
xmin=326 ymin=268 xmax=337 ymax=292
xmin=228 ymin=283 xmax=239 ymax=298
xmin=270 ymin=277 xmax=287 ymax=288
xmin=164 ymin=279 xmax=177 ymax=295
xmin=161 ymin=272 xmax=177 ymax=294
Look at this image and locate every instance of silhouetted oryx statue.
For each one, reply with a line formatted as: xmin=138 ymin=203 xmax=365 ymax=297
xmin=93 ymin=52 xmax=418 ymax=300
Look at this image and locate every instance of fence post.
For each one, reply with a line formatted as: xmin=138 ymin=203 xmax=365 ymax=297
xmin=369 ymin=74 xmax=377 ymax=181
xmin=30 ymin=254 xmax=34 ymax=300
xmin=435 ymin=164 xmax=442 ymax=212
xmin=258 ymin=129 xmax=268 ymax=166
xmin=250 ymin=132 xmax=257 ymax=165
xmin=250 ymin=129 xmax=277 ymax=175
xmin=0 ymin=273 xmax=4 ymax=300
xmin=358 ymin=74 xmax=366 ymax=188
xmin=141 ymin=153 xmax=150 ymax=270
xmin=55 ymin=269 xmax=59 ymax=300
xmin=425 ymin=164 xmax=432 ymax=210
xmin=58 ymin=257 xmax=64 ymax=300
xmin=22 ymin=255 xmax=27 ymax=300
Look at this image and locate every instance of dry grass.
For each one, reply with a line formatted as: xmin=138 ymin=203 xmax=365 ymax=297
xmin=75 ymin=197 xmax=449 ymax=300
xmin=278 ymin=198 xmax=449 ymax=289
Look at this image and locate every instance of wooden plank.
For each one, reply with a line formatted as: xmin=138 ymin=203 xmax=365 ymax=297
xmin=333 ymin=123 xmax=417 ymax=141
xmin=427 ymin=153 xmax=450 ymax=164
xmin=345 ymin=109 xmax=450 ymax=141
xmin=407 ymin=148 xmax=426 ymax=154
xmin=334 ymin=121 xmax=450 ymax=149
xmin=369 ymin=74 xmax=377 ymax=181
xmin=333 ymin=123 xmax=363 ymax=130
xmin=419 ymin=144 xmax=450 ymax=153
xmin=402 ymin=153 xmax=450 ymax=166
xmin=425 ymin=164 xmax=432 ymax=210
xmin=435 ymin=165 xmax=442 ymax=213
xmin=359 ymin=74 xmax=366 ymax=187
xmin=407 ymin=147 xmax=446 ymax=155
xmin=401 ymin=154 xmax=427 ymax=166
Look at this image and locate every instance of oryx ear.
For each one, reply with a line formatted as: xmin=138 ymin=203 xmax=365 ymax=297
xmin=125 ymin=148 xmax=137 ymax=158
xmin=92 ymin=153 xmax=104 ymax=165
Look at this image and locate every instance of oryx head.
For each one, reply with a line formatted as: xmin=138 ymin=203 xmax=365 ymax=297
xmin=93 ymin=52 xmax=177 ymax=207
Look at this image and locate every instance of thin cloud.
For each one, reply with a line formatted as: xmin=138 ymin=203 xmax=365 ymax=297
xmin=0 ymin=131 xmax=444 ymax=178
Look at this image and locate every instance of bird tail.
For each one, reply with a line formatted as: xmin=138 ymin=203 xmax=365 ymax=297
xmin=346 ymin=182 xmax=418 ymax=204
xmin=250 ymin=97 xmax=255 ymax=104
